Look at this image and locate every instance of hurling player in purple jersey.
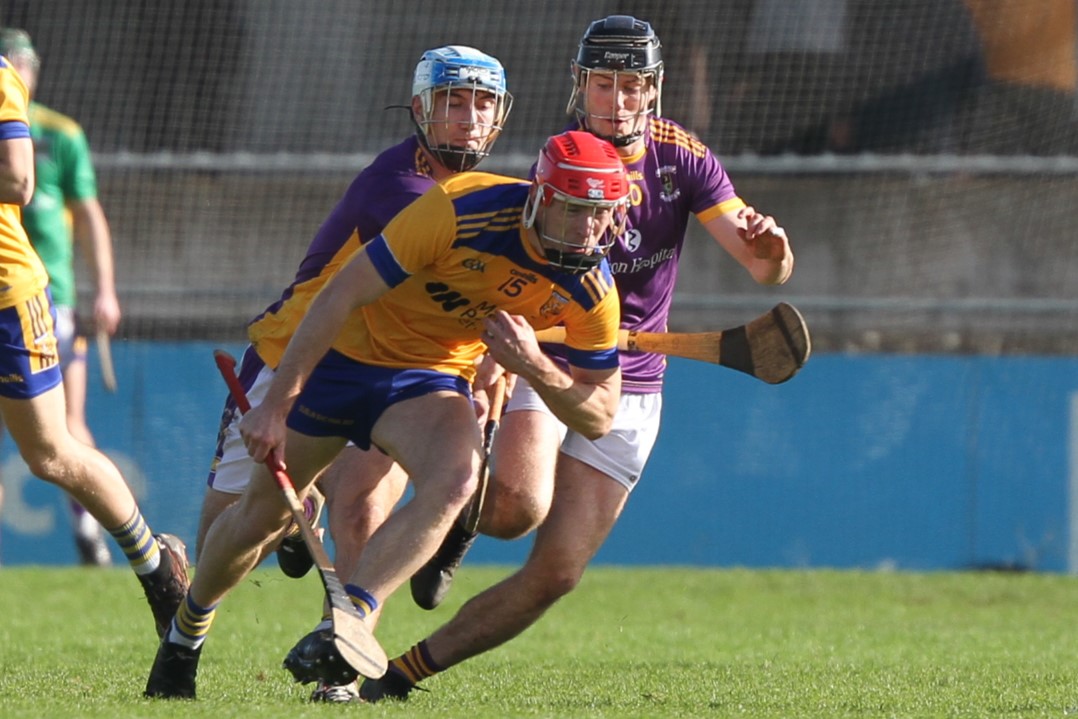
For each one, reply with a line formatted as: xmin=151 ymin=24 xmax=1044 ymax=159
xmin=362 ymin=16 xmax=794 ymax=702
xmin=190 ymin=47 xmax=511 ymax=700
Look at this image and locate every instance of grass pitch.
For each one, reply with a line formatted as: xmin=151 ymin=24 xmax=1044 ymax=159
xmin=0 ymin=565 xmax=1076 ymax=718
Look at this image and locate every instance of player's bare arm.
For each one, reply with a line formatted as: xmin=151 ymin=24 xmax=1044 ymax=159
xmin=481 ymin=310 xmax=620 ymax=439
xmin=240 ymin=249 xmax=389 ymax=464
xmin=0 ymin=135 xmax=33 ymax=204
xmin=71 ymin=198 xmax=122 ymax=334
xmin=706 ymin=205 xmax=794 ymax=286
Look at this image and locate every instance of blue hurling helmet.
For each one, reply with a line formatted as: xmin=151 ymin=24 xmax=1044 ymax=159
xmin=412 ymin=46 xmax=513 ymax=172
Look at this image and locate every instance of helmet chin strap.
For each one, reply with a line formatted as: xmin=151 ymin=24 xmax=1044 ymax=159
xmin=429 ymin=144 xmax=485 ymax=172
xmin=583 ymin=119 xmax=644 ymax=148
xmin=410 ymin=113 xmax=487 ymax=172
xmin=542 ymin=246 xmax=602 ymax=273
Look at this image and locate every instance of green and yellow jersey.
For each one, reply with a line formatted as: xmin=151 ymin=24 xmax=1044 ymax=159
xmin=22 ymin=101 xmax=98 ymax=309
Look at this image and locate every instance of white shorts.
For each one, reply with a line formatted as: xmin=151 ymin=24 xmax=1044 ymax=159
xmin=208 ymin=361 xmax=276 ymax=495
xmin=53 ymin=306 xmax=81 ymax=372
xmin=504 ymin=378 xmax=662 ymax=492
xmin=207 ymin=353 xmax=363 ymax=494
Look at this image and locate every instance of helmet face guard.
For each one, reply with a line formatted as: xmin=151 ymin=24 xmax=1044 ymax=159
xmin=412 ymin=45 xmax=513 ymax=172
xmin=523 ymin=131 xmax=631 ymax=274
xmin=567 ymin=15 xmax=663 ymax=147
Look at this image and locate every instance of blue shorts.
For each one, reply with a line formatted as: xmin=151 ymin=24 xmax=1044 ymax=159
xmin=286 ymin=349 xmax=471 ymax=451
xmin=0 ymin=288 xmax=63 ymax=399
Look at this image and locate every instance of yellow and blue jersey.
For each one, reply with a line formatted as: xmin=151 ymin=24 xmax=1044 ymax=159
xmin=0 ymin=57 xmax=46 ymax=311
xmin=248 ymin=137 xmax=437 ymax=370
xmin=256 ymin=172 xmax=620 ymax=383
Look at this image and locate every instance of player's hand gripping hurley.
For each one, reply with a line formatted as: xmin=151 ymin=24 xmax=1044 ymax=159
xmin=212 ymin=350 xmax=388 ymax=680
xmin=535 ymin=302 xmax=811 ymax=384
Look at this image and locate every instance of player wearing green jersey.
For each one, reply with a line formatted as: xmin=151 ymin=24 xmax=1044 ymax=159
xmin=0 ymin=29 xmax=123 ymax=566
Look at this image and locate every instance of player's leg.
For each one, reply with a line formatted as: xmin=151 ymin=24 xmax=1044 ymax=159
xmin=4 ymin=383 xmax=132 ymax=521
xmin=306 ymin=446 xmax=408 ymax=703
xmin=479 ymin=382 xmax=566 ymax=539
xmin=2 ymin=292 xmax=186 ymax=634
xmin=1 ymin=383 xmax=188 ymax=636
xmin=363 ymin=391 xmax=661 ymax=700
xmin=192 ymin=430 xmax=345 ymax=605
xmin=194 ymin=348 xmax=322 ymax=564
xmin=147 ymin=429 xmax=346 ymax=699
xmin=347 ymin=390 xmax=480 ymax=599
xmin=287 ymin=387 xmax=482 ymax=685
xmin=365 ymin=455 xmax=630 ymax=701
xmin=195 ymin=488 xmax=239 ymax=561
xmin=410 ymin=379 xmax=565 ymax=610
xmin=320 ymin=445 xmax=409 ymax=615
xmin=276 ymin=443 xmax=401 ymax=581
xmin=58 ymin=332 xmax=112 ymax=566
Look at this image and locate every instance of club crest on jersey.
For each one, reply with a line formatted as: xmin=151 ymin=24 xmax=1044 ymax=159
xmin=657 ymin=165 xmax=680 ymax=202
xmin=462 ymin=257 xmax=486 ymax=272
xmin=538 ymin=290 xmax=570 ymax=319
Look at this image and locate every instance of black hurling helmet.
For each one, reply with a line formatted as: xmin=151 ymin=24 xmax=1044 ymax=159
xmin=567 ymin=15 xmax=663 ymax=147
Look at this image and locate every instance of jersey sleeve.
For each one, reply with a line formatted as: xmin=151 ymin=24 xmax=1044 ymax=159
xmin=687 ymin=142 xmax=746 ymax=225
xmin=0 ymin=60 xmax=30 ymax=139
xmin=55 ymin=125 xmax=98 ymax=201
xmin=364 ymin=183 xmax=458 ymax=289
xmin=560 ymin=271 xmax=621 ymax=370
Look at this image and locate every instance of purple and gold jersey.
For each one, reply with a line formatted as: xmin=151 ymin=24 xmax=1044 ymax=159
xmin=326 ymin=172 xmax=620 ymax=382
xmin=248 ymin=136 xmax=436 ymax=369
xmin=0 ymin=57 xmax=45 ymax=311
xmin=566 ymin=116 xmax=745 ymax=392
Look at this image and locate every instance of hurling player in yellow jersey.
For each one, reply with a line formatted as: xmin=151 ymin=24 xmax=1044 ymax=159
xmin=0 ymin=29 xmax=122 ymax=568
xmin=0 ymin=50 xmax=187 ymax=635
xmin=145 ymin=130 xmax=631 ymax=700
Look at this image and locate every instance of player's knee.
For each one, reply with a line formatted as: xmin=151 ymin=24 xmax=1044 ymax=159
xmin=483 ymin=512 xmax=535 ymax=540
xmin=23 ymin=452 xmax=62 ymax=485
xmin=21 ymin=440 xmax=90 ymax=487
xmin=416 ymin=461 xmax=478 ymax=513
xmin=524 ymin=563 xmax=583 ymax=605
xmin=483 ymin=494 xmax=546 ymax=539
xmin=331 ymin=511 xmax=383 ymax=555
xmin=235 ymin=490 xmax=292 ymax=535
